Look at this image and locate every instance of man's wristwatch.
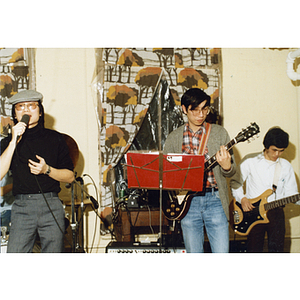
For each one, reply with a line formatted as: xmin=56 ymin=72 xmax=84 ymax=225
xmin=45 ymin=165 xmax=51 ymax=175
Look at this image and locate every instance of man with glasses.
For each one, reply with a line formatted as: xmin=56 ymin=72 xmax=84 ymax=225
xmin=0 ymin=90 xmax=74 ymax=252
xmin=163 ymin=88 xmax=236 ymax=253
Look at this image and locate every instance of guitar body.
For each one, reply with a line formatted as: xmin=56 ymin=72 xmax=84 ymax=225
xmin=162 ymin=191 xmax=192 ymax=220
xmin=162 ymin=123 xmax=260 ymax=222
xmin=230 ymin=189 xmax=273 ymax=236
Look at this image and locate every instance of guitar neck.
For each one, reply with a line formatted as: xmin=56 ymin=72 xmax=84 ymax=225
xmin=264 ymin=194 xmax=300 ymax=210
xmin=204 ymin=138 xmax=236 ymax=171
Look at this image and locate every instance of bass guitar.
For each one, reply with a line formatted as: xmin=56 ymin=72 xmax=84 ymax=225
xmin=162 ymin=122 xmax=260 ymax=220
xmin=230 ymin=190 xmax=300 ymax=236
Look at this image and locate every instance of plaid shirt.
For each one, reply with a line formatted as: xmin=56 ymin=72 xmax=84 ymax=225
xmin=182 ymin=122 xmax=218 ymax=189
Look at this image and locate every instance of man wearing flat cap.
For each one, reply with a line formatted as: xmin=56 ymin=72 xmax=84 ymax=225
xmin=0 ymin=90 xmax=75 ymax=253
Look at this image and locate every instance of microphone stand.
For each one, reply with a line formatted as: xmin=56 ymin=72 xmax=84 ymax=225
xmin=71 ymin=182 xmax=77 ymax=253
xmin=157 ymin=78 xmax=163 ymax=253
xmin=80 ymin=180 xmax=84 ymax=252
xmin=71 ymin=178 xmax=99 ymax=253
xmin=76 ymin=177 xmax=85 ymax=253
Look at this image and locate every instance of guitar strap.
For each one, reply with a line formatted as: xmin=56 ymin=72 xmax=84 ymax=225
xmin=272 ymin=158 xmax=281 ymax=192
xmin=198 ymin=122 xmax=211 ymax=155
xmin=186 ymin=122 xmax=211 ymax=197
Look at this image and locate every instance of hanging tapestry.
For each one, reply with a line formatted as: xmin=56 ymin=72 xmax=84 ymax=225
xmin=96 ymin=48 xmax=221 ymax=222
xmin=0 ymin=48 xmax=35 ymax=138
xmin=0 ymin=48 xmax=35 ymax=216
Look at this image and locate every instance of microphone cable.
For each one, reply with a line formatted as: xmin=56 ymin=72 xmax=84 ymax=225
xmin=83 ymin=174 xmax=116 ymax=241
xmin=34 ymin=174 xmax=72 ymax=248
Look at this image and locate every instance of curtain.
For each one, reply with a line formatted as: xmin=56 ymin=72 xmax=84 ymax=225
xmin=0 ymin=48 xmax=35 ymax=137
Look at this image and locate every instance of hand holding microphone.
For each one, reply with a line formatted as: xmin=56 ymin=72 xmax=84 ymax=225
xmin=14 ymin=114 xmax=30 ymax=142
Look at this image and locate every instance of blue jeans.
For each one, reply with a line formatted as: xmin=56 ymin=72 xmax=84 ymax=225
xmin=7 ymin=193 xmax=65 ymax=253
xmin=180 ymin=189 xmax=229 ymax=253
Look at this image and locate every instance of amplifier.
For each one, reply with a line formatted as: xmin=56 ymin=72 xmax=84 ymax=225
xmin=106 ymin=241 xmax=186 ymax=253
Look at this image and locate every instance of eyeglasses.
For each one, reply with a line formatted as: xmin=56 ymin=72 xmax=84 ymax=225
xmin=15 ymin=102 xmax=39 ymax=111
xmin=190 ymin=106 xmax=210 ymax=116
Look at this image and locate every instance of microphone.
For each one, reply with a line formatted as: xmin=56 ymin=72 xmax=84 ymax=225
xmin=20 ymin=114 xmax=30 ymax=125
xmin=76 ymin=176 xmax=84 ymax=184
xmin=17 ymin=114 xmax=30 ymax=141
xmin=71 ymin=176 xmax=99 ymax=209
xmin=89 ymin=196 xmax=99 ymax=210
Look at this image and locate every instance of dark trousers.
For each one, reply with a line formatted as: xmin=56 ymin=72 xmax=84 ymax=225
xmin=7 ymin=193 xmax=65 ymax=253
xmin=247 ymin=207 xmax=285 ymax=253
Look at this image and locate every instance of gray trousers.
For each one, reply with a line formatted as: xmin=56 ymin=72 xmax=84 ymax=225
xmin=7 ymin=192 xmax=65 ymax=253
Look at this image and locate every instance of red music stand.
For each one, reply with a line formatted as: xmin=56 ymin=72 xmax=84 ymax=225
xmin=125 ymin=152 xmax=204 ymax=191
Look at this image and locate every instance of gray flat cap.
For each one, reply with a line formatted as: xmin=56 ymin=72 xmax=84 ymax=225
xmin=8 ymin=90 xmax=43 ymax=105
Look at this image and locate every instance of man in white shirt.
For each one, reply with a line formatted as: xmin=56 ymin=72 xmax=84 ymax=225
xmin=230 ymin=127 xmax=299 ymax=252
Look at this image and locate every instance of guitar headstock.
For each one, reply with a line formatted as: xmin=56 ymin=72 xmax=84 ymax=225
xmin=235 ymin=122 xmax=260 ymax=143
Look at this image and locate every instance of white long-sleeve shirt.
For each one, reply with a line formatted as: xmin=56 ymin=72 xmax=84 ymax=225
xmin=231 ymin=152 xmax=298 ymax=204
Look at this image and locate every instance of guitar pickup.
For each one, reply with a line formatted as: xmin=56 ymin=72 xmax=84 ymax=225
xmin=233 ymin=210 xmax=240 ymax=223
